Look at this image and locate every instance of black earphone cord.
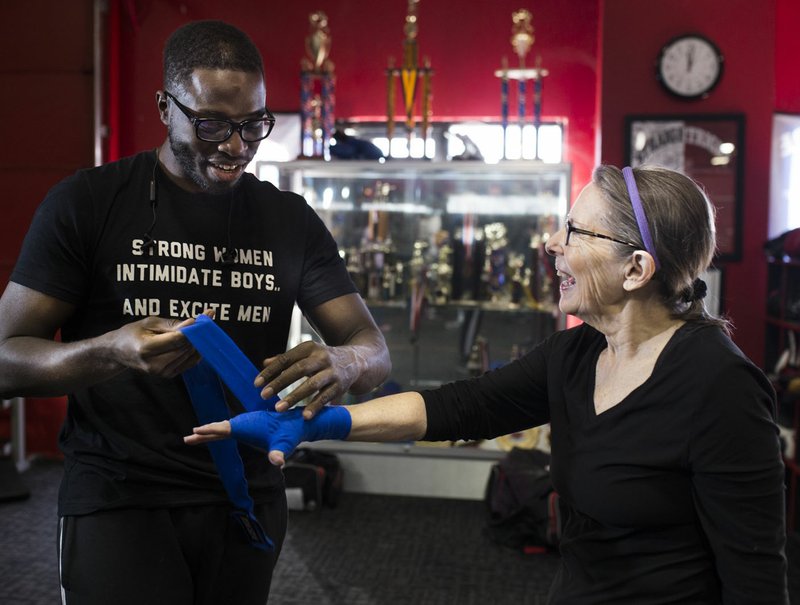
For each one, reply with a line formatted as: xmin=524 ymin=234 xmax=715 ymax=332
xmin=141 ymin=148 xmax=160 ymax=250
xmin=142 ymin=147 xmax=237 ymax=264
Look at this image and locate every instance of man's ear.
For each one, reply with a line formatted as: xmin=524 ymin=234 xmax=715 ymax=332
xmin=156 ymin=91 xmax=169 ymax=126
xmin=622 ymin=250 xmax=657 ymax=292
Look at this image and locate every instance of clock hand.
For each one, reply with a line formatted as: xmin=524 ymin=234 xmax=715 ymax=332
xmin=687 ymin=45 xmax=695 ymax=72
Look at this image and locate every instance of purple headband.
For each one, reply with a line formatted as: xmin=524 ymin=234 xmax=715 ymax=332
xmin=622 ymin=166 xmax=661 ymax=270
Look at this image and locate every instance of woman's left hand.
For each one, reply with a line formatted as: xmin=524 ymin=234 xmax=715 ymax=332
xmin=184 ymin=420 xmax=231 ymax=444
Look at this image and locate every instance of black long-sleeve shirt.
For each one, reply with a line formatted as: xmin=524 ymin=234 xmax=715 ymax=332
xmin=422 ymin=322 xmax=788 ymax=604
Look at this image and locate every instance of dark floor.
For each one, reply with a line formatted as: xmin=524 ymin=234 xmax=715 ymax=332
xmin=1 ymin=459 xmax=798 ymax=604
xmin=0 ymin=459 xmax=560 ymax=605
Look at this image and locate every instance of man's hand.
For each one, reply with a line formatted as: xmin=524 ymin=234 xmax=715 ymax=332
xmin=0 ymin=280 xmax=214 ymax=398
xmin=254 ymin=341 xmax=365 ymax=418
xmin=109 ymin=310 xmax=214 ymax=378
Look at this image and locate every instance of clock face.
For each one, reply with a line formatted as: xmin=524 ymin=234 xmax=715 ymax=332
xmin=657 ymin=35 xmax=723 ymax=99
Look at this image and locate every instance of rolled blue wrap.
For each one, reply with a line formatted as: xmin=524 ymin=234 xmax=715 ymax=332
xmin=179 ymin=314 xmax=280 ymax=551
xmin=180 ymin=314 xmax=278 ymax=412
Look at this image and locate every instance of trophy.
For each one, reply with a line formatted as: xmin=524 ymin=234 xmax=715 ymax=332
xmin=386 ymin=0 xmax=434 ymax=158
xmin=300 ymin=11 xmax=336 ymax=160
xmin=484 ymin=222 xmax=510 ymax=302
xmin=494 ymin=9 xmax=549 ymax=160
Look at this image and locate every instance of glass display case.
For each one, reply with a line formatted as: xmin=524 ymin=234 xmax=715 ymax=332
xmin=255 ymin=159 xmax=571 ymax=498
xmin=257 ymin=159 xmax=571 ymax=396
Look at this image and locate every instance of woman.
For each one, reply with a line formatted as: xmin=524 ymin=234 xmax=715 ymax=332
xmin=186 ymin=165 xmax=789 ymax=603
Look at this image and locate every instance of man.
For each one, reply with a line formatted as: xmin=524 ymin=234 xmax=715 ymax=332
xmin=0 ymin=20 xmax=390 ymax=605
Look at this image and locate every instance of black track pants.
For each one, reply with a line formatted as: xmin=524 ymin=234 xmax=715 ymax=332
xmin=58 ymin=499 xmax=287 ymax=605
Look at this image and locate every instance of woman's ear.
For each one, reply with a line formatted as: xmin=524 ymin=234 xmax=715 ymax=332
xmin=622 ymin=251 xmax=657 ymax=292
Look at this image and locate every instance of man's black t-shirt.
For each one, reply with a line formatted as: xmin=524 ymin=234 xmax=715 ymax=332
xmin=11 ymin=151 xmax=357 ymax=515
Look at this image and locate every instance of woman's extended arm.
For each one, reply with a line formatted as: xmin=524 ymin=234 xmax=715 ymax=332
xmin=184 ymin=391 xmax=427 ymax=466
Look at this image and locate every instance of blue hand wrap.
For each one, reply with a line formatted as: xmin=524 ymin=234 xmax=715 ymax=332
xmin=230 ymin=406 xmax=352 ymax=458
xmin=179 ymin=315 xmax=279 ymax=551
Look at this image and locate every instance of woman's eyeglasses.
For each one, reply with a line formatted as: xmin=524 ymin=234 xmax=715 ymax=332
xmin=565 ymin=219 xmax=639 ymax=249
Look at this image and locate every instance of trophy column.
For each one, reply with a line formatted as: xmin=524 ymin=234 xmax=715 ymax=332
xmin=300 ymin=11 xmax=336 ymax=160
xmin=494 ymin=9 xmax=549 ymax=161
xmin=385 ymin=0 xmax=434 ymax=159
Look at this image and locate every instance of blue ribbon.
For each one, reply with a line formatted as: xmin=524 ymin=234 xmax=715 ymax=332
xmin=180 ymin=315 xmax=279 ymax=551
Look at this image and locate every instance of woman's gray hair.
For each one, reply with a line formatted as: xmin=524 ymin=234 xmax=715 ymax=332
xmin=592 ymin=164 xmax=730 ymax=332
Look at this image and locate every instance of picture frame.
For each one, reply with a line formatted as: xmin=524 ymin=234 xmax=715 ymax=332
xmin=624 ymin=114 xmax=745 ymax=262
xmin=769 ymin=112 xmax=800 ymax=239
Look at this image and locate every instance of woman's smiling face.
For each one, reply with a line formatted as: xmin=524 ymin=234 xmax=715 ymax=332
xmin=546 ymin=183 xmax=630 ymax=321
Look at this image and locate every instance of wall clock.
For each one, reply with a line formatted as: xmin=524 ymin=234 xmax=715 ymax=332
xmin=656 ymin=34 xmax=723 ymax=100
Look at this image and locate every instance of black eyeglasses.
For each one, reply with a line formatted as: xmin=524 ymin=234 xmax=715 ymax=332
xmin=164 ymin=91 xmax=275 ymax=143
xmin=565 ymin=219 xmax=639 ymax=249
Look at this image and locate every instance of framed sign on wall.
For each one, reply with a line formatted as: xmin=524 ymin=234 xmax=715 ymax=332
xmin=624 ymin=114 xmax=745 ymax=262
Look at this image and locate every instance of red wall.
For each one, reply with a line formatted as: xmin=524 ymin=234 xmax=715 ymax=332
xmin=114 ymin=0 xmax=599 ymax=203
xmin=0 ymin=1 xmax=95 ymax=287
xmin=776 ymin=0 xmax=800 ymax=113
xmin=0 ymin=1 xmax=92 ymax=455
xmin=599 ymin=0 xmax=777 ymax=364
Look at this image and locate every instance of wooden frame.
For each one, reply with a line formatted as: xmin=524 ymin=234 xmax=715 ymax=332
xmin=625 ymin=114 xmax=745 ymax=262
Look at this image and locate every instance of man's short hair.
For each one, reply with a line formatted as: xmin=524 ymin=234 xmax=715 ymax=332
xmin=163 ymin=20 xmax=264 ymax=91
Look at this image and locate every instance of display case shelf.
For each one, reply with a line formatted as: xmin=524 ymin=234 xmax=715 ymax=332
xmin=766 ymin=317 xmax=800 ymax=332
xmin=765 ymin=255 xmax=800 ymax=531
xmin=262 ymin=158 xmax=568 ymax=309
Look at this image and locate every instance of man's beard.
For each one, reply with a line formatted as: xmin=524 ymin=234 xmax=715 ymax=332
xmin=168 ymin=130 xmax=238 ymax=195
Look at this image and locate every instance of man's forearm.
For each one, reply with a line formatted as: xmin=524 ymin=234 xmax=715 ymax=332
xmin=0 ymin=334 xmax=124 ymax=398
xmin=0 ymin=315 xmax=198 ymax=398
xmin=342 ymin=334 xmax=391 ymax=395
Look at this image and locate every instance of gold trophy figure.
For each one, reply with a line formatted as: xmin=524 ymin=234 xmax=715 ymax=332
xmin=304 ymin=11 xmax=332 ymax=72
xmin=510 ymin=9 xmax=534 ymax=68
